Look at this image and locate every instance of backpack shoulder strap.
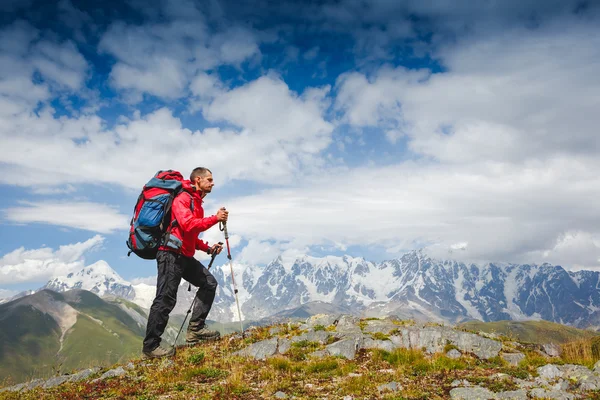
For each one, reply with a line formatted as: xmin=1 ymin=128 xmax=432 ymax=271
xmin=170 ymin=191 xmax=194 ymax=227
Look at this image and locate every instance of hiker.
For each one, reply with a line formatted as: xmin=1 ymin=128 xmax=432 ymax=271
xmin=142 ymin=167 xmax=229 ymax=359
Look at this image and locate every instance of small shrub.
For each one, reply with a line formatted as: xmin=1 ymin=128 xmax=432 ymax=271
xmin=377 ymin=348 xmax=426 ymax=366
xmin=444 ymin=343 xmax=459 ymax=353
xmin=268 ymin=356 xmax=291 ymax=372
xmin=500 ymin=367 xmax=529 ymax=379
xmin=486 ymin=377 xmax=519 ymax=393
xmin=430 ymin=354 xmax=467 ymax=371
xmin=183 ymin=367 xmax=228 ymax=381
xmin=306 ymin=358 xmax=339 ymax=374
xmin=370 ymin=332 xmax=390 ymax=341
xmin=187 ymin=351 xmax=205 ymax=364
xmin=288 ymin=341 xmax=321 ymax=361
xmin=313 ymin=324 xmax=326 ymax=331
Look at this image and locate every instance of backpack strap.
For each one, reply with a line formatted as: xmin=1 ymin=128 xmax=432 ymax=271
xmin=161 ymin=192 xmax=195 ymax=250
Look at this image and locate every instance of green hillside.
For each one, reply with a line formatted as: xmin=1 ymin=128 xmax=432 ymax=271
xmin=0 ymin=290 xmax=148 ymax=385
xmin=458 ymin=319 xmax=600 ymax=344
xmin=0 ymin=289 xmax=238 ymax=386
xmin=0 ymin=303 xmax=62 ymax=383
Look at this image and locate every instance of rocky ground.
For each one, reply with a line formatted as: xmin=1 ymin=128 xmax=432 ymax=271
xmin=2 ymin=314 xmax=600 ymax=399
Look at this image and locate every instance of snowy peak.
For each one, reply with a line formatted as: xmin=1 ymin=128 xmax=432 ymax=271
xmin=44 ymin=260 xmax=135 ymax=300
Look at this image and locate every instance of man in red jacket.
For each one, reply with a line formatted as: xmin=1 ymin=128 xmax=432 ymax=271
xmin=142 ymin=167 xmax=228 ymax=359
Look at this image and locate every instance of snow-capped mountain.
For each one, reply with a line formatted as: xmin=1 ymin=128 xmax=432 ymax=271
xmin=207 ymin=250 xmax=600 ymax=329
xmin=39 ymin=250 xmax=600 ymax=329
xmin=44 ymin=260 xmax=136 ymax=300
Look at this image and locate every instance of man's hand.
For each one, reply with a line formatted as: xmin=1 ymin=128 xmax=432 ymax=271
xmin=216 ymin=207 xmax=229 ymax=222
xmin=208 ymin=242 xmax=223 ymax=255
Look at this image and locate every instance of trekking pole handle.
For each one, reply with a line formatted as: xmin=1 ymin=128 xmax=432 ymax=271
xmin=206 ymin=241 xmax=223 ymax=270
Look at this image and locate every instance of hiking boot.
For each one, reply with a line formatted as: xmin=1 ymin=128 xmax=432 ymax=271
xmin=142 ymin=344 xmax=175 ymax=359
xmin=186 ymin=325 xmax=221 ymax=344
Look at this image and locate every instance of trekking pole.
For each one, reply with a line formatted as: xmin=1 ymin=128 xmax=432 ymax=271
xmin=219 ymin=215 xmax=244 ymax=337
xmin=173 ymin=245 xmax=221 ymax=348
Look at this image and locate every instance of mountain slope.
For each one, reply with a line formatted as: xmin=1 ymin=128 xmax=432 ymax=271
xmin=39 ymin=250 xmax=600 ymax=329
xmin=0 ymin=290 xmax=148 ymax=384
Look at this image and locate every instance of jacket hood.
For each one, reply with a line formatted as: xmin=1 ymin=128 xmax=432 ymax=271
xmin=181 ymin=180 xmax=204 ymax=198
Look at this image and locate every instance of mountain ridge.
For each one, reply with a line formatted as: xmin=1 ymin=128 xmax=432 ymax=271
xmin=6 ymin=250 xmax=599 ymax=329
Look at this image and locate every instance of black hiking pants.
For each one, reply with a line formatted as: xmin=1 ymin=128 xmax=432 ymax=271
xmin=143 ymin=250 xmax=218 ymax=352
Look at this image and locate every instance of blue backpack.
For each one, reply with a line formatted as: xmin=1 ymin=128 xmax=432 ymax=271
xmin=126 ymin=170 xmax=184 ymax=260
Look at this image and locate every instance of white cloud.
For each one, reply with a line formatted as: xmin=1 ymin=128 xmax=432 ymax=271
xmin=223 ymin=158 xmax=600 ymax=269
xmin=335 ymin=20 xmax=600 ymax=163
xmin=98 ymin=8 xmax=261 ymax=99
xmin=0 ymin=75 xmax=334 ymax=189
xmin=0 ymin=20 xmax=89 ymax=115
xmin=0 ymin=235 xmax=104 ymax=285
xmin=3 ymin=201 xmax=129 ymax=233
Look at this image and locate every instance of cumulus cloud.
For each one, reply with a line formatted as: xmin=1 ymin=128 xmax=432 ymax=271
xmin=0 ymin=235 xmax=104 ymax=285
xmin=222 ymin=157 xmax=600 ymax=269
xmin=98 ymin=4 xmax=261 ymax=99
xmin=335 ymin=19 xmax=600 ymax=163
xmin=1 ymin=0 xmax=599 ymax=273
xmin=3 ymin=201 xmax=129 ymax=233
xmin=0 ymin=75 xmax=334 ymax=189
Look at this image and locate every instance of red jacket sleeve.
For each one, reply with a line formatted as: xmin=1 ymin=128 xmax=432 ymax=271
xmin=195 ymin=238 xmax=210 ymax=253
xmin=172 ymin=193 xmax=218 ymax=234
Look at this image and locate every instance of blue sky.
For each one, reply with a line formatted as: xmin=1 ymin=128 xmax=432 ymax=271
xmin=1 ymin=0 xmax=600 ymax=297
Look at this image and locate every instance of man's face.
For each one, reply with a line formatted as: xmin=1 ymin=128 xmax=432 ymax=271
xmin=195 ymin=172 xmax=214 ymax=193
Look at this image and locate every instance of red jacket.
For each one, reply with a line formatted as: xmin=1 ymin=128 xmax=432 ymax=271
xmin=160 ymin=180 xmax=218 ymax=257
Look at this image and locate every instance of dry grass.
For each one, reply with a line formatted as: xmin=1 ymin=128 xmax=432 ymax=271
xmin=561 ymin=336 xmax=600 ymax=367
xmin=3 ymin=319 xmax=600 ymax=400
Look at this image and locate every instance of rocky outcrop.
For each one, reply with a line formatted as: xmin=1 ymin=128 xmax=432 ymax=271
xmin=234 ymin=314 xmax=600 ymax=399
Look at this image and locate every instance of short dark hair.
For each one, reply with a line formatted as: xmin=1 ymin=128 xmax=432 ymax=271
xmin=190 ymin=167 xmax=212 ymax=181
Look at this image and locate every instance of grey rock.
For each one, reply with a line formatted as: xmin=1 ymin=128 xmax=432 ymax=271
xmin=559 ymin=364 xmax=593 ymax=381
xmin=278 ymin=338 xmax=291 ymax=354
xmin=42 ymin=375 xmax=71 ymax=388
xmin=501 ymin=352 xmax=525 ymax=366
xmin=326 ymin=337 xmax=361 ymax=359
xmin=0 ymin=382 xmax=26 ymax=392
xmin=550 ymin=379 xmax=570 ymax=391
xmin=579 ymin=379 xmax=600 ymax=391
xmin=529 ymin=388 xmax=575 ymax=399
xmin=593 ymin=360 xmax=600 ymax=373
xmin=377 ymin=381 xmax=401 ymax=392
xmin=291 ymin=330 xmax=331 ymax=345
xmin=68 ymin=367 xmax=101 ymax=382
xmin=362 ymin=337 xmax=395 ymax=352
xmin=447 ymin=349 xmax=462 ymax=359
xmin=495 ymin=390 xmax=527 ymax=400
xmin=450 ymin=387 xmax=496 ymax=399
xmin=449 ymin=330 xmax=502 ymax=359
xmin=336 ymin=315 xmax=361 ymax=334
xmin=543 ymin=343 xmax=562 ymax=357
xmin=306 ymin=314 xmax=339 ymax=328
xmin=343 ymin=396 xmax=354 ymax=400
xmin=537 ymin=364 xmax=563 ymax=380
xmin=99 ymin=366 xmax=127 ymax=380
xmin=363 ymin=319 xmax=398 ymax=334
xmin=390 ymin=326 xmax=501 ymax=359
xmin=24 ymin=379 xmax=44 ymax=390
xmin=124 ymin=362 xmax=135 ymax=371
xmin=451 ymin=379 xmax=471 ymax=387
xmin=478 ymin=331 xmax=500 ymax=340
xmin=235 ymin=337 xmax=279 ymax=360
xmin=269 ymin=326 xmax=282 ymax=335
xmin=558 ymin=364 xmax=600 ymax=390
xmin=514 ymin=378 xmax=536 ymax=389
xmin=308 ymin=349 xmax=329 ymax=358
xmin=274 ymin=391 xmax=288 ymax=399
